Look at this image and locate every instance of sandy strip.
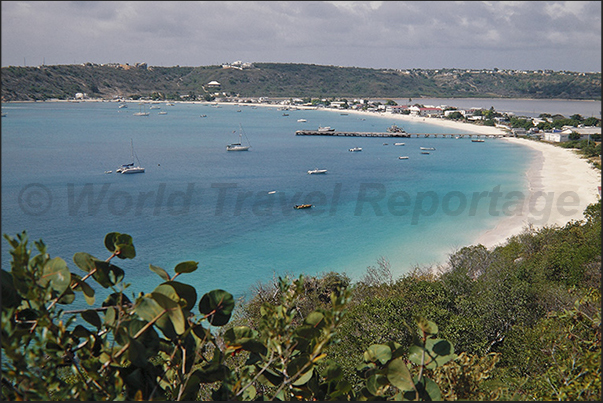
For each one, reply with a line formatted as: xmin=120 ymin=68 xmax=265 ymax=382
xmin=474 ymin=137 xmax=601 ymax=248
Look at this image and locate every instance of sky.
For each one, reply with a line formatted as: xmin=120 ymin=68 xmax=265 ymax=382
xmin=1 ymin=1 xmax=601 ymax=72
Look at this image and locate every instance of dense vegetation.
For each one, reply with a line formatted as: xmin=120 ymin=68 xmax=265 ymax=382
xmin=2 ymin=199 xmax=600 ymax=400
xmin=1 ymin=63 xmax=601 ymax=101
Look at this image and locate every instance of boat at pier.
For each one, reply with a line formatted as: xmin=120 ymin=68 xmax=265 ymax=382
xmin=317 ymin=126 xmax=335 ymax=132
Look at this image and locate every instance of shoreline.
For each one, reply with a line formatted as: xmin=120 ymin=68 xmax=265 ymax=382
xmin=318 ymin=107 xmax=601 ymax=254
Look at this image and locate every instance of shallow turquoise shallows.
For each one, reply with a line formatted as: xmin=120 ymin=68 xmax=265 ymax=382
xmin=1 ymin=101 xmax=534 ymax=306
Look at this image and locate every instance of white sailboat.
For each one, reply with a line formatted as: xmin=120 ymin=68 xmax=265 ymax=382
xmin=226 ymin=124 xmax=251 ymax=151
xmin=116 ymin=140 xmax=145 ymax=174
xmin=133 ymin=103 xmax=149 ymax=116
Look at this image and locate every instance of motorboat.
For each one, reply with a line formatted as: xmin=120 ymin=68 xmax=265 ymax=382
xmin=349 ymin=147 xmax=362 ymax=152
xmin=307 ymin=169 xmax=327 ymax=174
xmin=317 ymin=126 xmax=335 ymax=132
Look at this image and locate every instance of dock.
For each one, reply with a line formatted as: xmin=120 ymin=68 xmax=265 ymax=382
xmin=295 ymin=130 xmax=504 ymax=138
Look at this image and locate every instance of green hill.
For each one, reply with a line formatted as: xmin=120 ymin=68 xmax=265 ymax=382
xmin=1 ymin=62 xmax=601 ymax=102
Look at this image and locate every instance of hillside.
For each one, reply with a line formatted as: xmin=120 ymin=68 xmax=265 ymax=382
xmin=1 ymin=62 xmax=601 ymax=102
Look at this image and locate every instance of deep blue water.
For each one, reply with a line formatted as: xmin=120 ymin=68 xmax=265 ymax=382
xmin=1 ymin=101 xmax=534 ymax=305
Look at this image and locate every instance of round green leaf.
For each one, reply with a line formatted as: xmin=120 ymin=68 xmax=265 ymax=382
xmin=364 ymin=344 xmax=392 ymax=365
xmin=73 ymin=252 xmax=98 ymax=273
xmin=198 ymin=289 xmax=234 ymax=326
xmin=39 ymin=257 xmax=71 ymax=294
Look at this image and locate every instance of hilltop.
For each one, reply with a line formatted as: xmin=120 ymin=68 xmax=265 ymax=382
xmin=1 ymin=62 xmax=601 ymax=102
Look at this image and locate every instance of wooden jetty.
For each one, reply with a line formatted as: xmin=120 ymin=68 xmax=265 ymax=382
xmin=295 ymin=130 xmax=503 ymax=138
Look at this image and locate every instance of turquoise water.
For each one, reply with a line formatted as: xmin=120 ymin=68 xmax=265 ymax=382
xmin=1 ymin=101 xmax=533 ymax=303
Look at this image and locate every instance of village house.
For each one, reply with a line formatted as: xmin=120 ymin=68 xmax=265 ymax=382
xmin=409 ymin=106 xmax=443 ymax=117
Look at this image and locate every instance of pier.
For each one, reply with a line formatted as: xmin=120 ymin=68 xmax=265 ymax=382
xmin=295 ymin=130 xmax=504 ymax=138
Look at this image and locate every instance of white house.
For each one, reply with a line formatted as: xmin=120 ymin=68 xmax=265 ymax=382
xmin=543 ymin=131 xmax=569 ymax=142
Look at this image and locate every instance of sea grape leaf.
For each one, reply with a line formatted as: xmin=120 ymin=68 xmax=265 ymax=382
xmin=416 ymin=316 xmax=438 ymax=335
xmin=73 ymin=252 xmax=98 ymax=273
xmin=71 ymin=273 xmax=96 ymax=305
xmin=155 ymin=281 xmax=197 ymax=311
xmin=386 ymin=357 xmax=414 ymax=391
xmin=174 ymin=261 xmax=198 ymax=274
xmin=136 ymin=295 xmax=178 ymax=340
xmin=92 ymin=260 xmax=124 ymax=288
xmin=81 ymin=309 xmax=102 ymax=329
xmin=104 ymin=232 xmax=136 ymax=259
xmin=198 ymin=289 xmax=235 ymax=326
xmin=39 ymin=257 xmax=71 ymax=294
xmin=149 ymin=264 xmax=170 ymax=281
xmin=364 ymin=344 xmax=392 ymax=365
xmin=408 ymin=338 xmax=455 ymax=369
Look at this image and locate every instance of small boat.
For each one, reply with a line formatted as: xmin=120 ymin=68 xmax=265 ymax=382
xmin=104 ymin=170 xmax=113 ymax=174
xmin=387 ymin=124 xmax=406 ymax=134
xmin=118 ymin=103 xmax=127 ymax=109
xmin=308 ymin=168 xmax=327 ymax=174
xmin=349 ymin=147 xmax=362 ymax=152
xmin=421 ymin=151 xmax=430 ymax=155
xmin=317 ymin=126 xmax=335 ymax=132
xmin=472 ymin=139 xmax=485 ymax=142
xmin=398 ymin=156 xmax=409 ymax=160
xmin=268 ymin=190 xmax=277 ymax=194
xmin=297 ymin=119 xmax=307 ymax=122
xmin=383 ymin=143 xmax=388 ymax=146
xmin=282 ymin=113 xmax=289 ymax=116
xmin=420 ymin=147 xmax=436 ymax=151
xmin=294 ymin=204 xmax=313 ymax=209
xmin=226 ymin=124 xmax=251 ymax=151
xmin=149 ymin=105 xmax=161 ymax=109
xmin=394 ymin=142 xmax=405 ymax=146
xmin=158 ymin=111 xmax=167 ymax=115
xmin=200 ymin=114 xmax=207 ymax=117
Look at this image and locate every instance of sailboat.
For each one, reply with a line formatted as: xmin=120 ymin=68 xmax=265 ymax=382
xmin=116 ymin=140 xmax=145 ymax=174
xmin=226 ymin=124 xmax=251 ymax=151
xmin=133 ymin=103 xmax=149 ymax=116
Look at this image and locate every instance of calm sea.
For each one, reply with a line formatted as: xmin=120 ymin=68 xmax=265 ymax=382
xmin=2 ymin=101 xmax=536 ymax=305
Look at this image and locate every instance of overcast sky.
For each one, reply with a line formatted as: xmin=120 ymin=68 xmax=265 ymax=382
xmin=1 ymin=1 xmax=601 ymax=72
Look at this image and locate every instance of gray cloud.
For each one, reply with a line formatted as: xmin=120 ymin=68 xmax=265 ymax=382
xmin=1 ymin=1 xmax=600 ymax=71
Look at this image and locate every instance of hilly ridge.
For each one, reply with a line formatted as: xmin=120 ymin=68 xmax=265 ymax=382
xmin=1 ymin=62 xmax=600 ymax=102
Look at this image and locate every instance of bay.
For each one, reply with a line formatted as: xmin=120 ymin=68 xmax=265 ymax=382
xmin=1 ymin=100 xmax=534 ymax=305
